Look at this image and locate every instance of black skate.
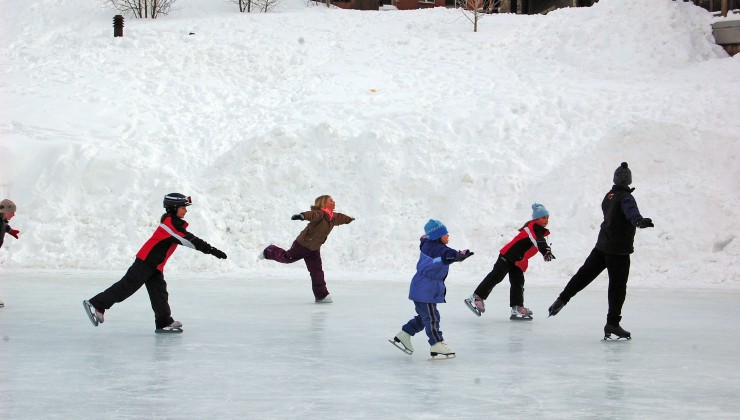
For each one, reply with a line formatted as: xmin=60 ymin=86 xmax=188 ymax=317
xmin=603 ymin=323 xmax=631 ymax=340
xmin=548 ymin=299 xmax=566 ymax=317
xmin=155 ymin=321 xmax=183 ymax=334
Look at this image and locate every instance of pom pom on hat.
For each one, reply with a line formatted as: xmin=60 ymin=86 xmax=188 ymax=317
xmin=613 ymin=162 xmax=632 ymax=186
xmin=424 ymin=219 xmax=449 ymax=240
xmin=531 ymin=203 xmax=549 ymax=220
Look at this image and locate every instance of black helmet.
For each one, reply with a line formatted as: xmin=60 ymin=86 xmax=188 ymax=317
xmin=163 ymin=193 xmax=192 ymax=214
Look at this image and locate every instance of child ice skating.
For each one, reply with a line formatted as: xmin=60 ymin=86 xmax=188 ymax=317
xmin=83 ymin=193 xmax=228 ymax=333
xmin=1 ymin=199 xmax=20 ymax=308
xmin=390 ymin=219 xmax=474 ymax=358
xmin=548 ymin=163 xmax=654 ymax=340
xmin=260 ymin=195 xmax=354 ymax=303
xmin=464 ymin=203 xmax=555 ymax=320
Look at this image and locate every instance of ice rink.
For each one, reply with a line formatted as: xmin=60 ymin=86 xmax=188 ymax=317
xmin=1 ymin=270 xmax=739 ymax=419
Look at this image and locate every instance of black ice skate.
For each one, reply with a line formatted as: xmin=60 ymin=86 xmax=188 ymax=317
xmin=155 ymin=320 xmax=183 ymax=334
xmin=603 ymin=323 xmax=631 ymax=340
xmin=548 ymin=298 xmax=566 ymax=317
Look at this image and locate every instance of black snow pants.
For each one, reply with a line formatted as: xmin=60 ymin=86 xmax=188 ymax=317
xmin=89 ymin=258 xmax=175 ymax=329
xmin=558 ymin=248 xmax=630 ymax=326
xmin=473 ymin=254 xmax=526 ymax=307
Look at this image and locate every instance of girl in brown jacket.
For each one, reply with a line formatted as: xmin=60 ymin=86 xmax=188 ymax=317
xmin=260 ymin=195 xmax=354 ymax=303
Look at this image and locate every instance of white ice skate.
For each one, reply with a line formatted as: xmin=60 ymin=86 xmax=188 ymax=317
xmin=510 ymin=306 xmax=533 ymax=321
xmin=430 ymin=342 xmax=455 ymax=359
xmin=315 ymin=294 xmax=333 ymax=304
xmin=464 ymin=294 xmax=485 ymax=317
xmin=389 ymin=331 xmax=414 ymax=355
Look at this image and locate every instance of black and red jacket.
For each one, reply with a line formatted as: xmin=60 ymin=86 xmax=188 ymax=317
xmin=136 ymin=214 xmax=214 ymax=272
xmin=498 ymin=220 xmax=551 ymax=272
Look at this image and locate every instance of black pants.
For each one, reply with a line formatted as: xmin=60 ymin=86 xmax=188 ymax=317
xmin=473 ymin=254 xmax=526 ymax=307
xmin=89 ymin=258 xmax=175 ymax=329
xmin=558 ymin=248 xmax=630 ymax=326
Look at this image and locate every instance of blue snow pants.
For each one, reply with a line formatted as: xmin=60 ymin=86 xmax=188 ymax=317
xmin=402 ymin=301 xmax=444 ymax=346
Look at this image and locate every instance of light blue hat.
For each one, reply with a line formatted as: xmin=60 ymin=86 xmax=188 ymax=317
xmin=424 ymin=219 xmax=449 ymax=240
xmin=532 ymin=203 xmax=549 ymax=219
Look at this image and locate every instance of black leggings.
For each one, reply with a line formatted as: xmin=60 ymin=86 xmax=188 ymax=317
xmin=89 ymin=258 xmax=175 ymax=329
xmin=473 ymin=254 xmax=526 ymax=307
xmin=559 ymin=248 xmax=630 ymax=325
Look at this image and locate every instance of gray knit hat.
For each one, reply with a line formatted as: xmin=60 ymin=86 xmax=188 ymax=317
xmin=0 ymin=199 xmax=16 ymax=214
xmin=613 ymin=162 xmax=632 ymax=187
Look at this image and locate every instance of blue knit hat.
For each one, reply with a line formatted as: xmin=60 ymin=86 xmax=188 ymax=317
xmin=424 ymin=219 xmax=448 ymax=240
xmin=531 ymin=203 xmax=549 ymax=219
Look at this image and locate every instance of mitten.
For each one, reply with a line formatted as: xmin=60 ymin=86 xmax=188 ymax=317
xmin=637 ymin=217 xmax=654 ymax=228
xmin=543 ymin=249 xmax=555 ymax=262
xmin=9 ymin=229 xmax=19 ymax=239
xmin=456 ymin=249 xmax=474 ymax=261
xmin=291 ymin=214 xmax=304 ymax=221
xmin=210 ymin=247 xmax=227 ymax=259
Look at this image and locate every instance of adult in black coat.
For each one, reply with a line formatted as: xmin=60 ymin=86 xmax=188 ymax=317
xmin=548 ymin=163 xmax=654 ymax=339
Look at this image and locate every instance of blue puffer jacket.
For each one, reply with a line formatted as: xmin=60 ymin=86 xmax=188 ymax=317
xmin=408 ymin=237 xmax=461 ymax=304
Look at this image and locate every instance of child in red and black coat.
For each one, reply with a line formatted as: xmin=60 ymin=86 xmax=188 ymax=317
xmin=464 ymin=203 xmax=555 ymax=320
xmin=83 ymin=193 xmax=227 ymax=334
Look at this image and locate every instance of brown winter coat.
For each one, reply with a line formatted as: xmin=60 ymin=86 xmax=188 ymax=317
xmin=295 ymin=206 xmax=354 ymax=251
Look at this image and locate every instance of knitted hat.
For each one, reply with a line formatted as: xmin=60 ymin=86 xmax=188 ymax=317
xmin=613 ymin=162 xmax=632 ymax=186
xmin=0 ymin=199 xmax=16 ymax=214
xmin=531 ymin=203 xmax=549 ymax=219
xmin=424 ymin=219 xmax=449 ymax=240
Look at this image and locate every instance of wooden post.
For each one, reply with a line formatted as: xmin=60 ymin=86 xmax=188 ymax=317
xmin=721 ymin=0 xmax=728 ymax=17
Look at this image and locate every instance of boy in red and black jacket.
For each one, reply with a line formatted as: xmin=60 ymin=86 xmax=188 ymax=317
xmin=465 ymin=203 xmax=555 ymax=320
xmin=83 ymin=193 xmax=227 ymax=334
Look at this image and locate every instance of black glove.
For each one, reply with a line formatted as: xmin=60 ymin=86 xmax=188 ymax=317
xmin=543 ymin=249 xmax=555 ymax=262
xmin=291 ymin=214 xmax=304 ymax=221
xmin=637 ymin=217 xmax=654 ymax=228
xmin=456 ymin=249 xmax=474 ymax=261
xmin=210 ymin=247 xmax=227 ymax=259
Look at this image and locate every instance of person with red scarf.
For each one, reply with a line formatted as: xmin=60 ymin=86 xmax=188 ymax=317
xmin=260 ymin=195 xmax=354 ymax=303
xmin=464 ymin=203 xmax=555 ymax=320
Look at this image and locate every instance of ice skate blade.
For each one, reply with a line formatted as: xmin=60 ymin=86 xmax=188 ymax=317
xmin=510 ymin=315 xmax=533 ymax=321
xmin=603 ymin=335 xmax=631 ymax=341
xmin=389 ymin=339 xmax=413 ymax=355
xmin=155 ymin=328 xmax=183 ymax=334
xmin=429 ymin=353 xmax=456 ymax=360
xmin=463 ymin=299 xmax=482 ymax=317
xmin=82 ymin=300 xmax=99 ymax=327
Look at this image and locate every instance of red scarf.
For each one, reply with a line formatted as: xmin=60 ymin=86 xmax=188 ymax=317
xmin=321 ymin=207 xmax=334 ymax=220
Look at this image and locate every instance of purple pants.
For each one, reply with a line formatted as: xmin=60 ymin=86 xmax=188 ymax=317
xmin=263 ymin=240 xmax=329 ymax=300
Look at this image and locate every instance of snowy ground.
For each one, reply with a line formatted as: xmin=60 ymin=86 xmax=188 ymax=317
xmin=2 ymin=271 xmax=740 ymax=419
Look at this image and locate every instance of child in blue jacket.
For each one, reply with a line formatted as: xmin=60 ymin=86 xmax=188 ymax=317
xmin=390 ymin=219 xmax=473 ymax=358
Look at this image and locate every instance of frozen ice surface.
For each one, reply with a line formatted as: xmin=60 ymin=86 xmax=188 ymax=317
xmin=1 ymin=270 xmax=740 ymax=419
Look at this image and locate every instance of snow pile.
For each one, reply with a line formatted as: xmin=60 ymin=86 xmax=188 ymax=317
xmin=1 ymin=0 xmax=738 ymax=288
